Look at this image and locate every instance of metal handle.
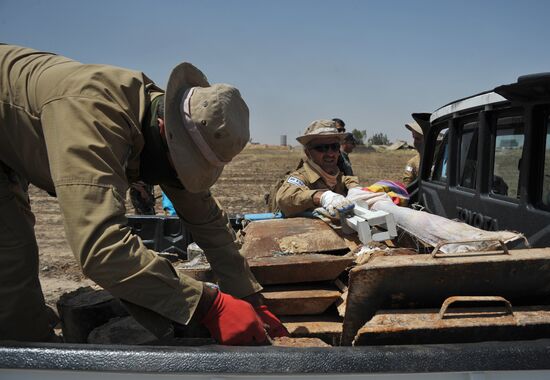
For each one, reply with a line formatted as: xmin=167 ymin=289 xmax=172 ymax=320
xmin=431 ymin=238 xmax=509 ymax=258
xmin=438 ymin=296 xmax=514 ymax=319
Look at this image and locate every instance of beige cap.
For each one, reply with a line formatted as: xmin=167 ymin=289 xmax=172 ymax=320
xmin=405 ymin=121 xmax=423 ymax=135
xmin=296 ymin=119 xmax=344 ymax=146
xmin=164 ymin=62 xmax=249 ymax=193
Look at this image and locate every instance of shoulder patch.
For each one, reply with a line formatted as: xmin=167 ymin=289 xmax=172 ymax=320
xmin=287 ymin=176 xmax=305 ymax=187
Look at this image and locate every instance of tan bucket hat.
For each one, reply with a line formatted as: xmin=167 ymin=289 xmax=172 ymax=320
xmin=405 ymin=121 xmax=423 ymax=135
xmin=164 ymin=62 xmax=250 ymax=193
xmin=296 ymin=119 xmax=344 ymax=146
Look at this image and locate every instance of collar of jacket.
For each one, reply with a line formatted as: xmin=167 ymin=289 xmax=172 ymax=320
xmin=139 ymin=95 xmax=184 ymax=188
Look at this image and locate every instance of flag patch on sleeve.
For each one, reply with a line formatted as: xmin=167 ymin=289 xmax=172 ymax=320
xmin=287 ymin=176 xmax=305 ymax=186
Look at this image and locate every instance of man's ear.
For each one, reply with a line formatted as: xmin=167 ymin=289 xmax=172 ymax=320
xmin=304 ymin=148 xmax=311 ymax=159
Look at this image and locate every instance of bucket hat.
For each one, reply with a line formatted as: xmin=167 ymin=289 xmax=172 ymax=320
xmin=164 ymin=62 xmax=250 ymax=193
xmin=296 ymin=119 xmax=344 ymax=146
xmin=405 ymin=121 xmax=423 ymax=135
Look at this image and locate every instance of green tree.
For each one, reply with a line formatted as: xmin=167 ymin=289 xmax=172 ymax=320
xmin=351 ymin=129 xmax=367 ymax=145
xmin=368 ymin=132 xmax=390 ymax=146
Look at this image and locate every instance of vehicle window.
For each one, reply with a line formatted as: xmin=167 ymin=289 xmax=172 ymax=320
xmin=458 ymin=121 xmax=478 ymax=189
xmin=543 ymin=117 xmax=550 ymax=207
xmin=491 ymin=115 xmax=524 ymax=198
xmin=431 ymin=127 xmax=449 ymax=182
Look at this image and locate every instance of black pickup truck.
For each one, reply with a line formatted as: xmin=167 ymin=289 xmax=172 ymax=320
xmin=2 ymin=75 xmax=550 ymax=379
xmin=412 ymin=73 xmax=550 ymax=249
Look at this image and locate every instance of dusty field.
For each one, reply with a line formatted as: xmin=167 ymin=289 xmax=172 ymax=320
xmin=33 ymin=146 xmax=415 ymax=309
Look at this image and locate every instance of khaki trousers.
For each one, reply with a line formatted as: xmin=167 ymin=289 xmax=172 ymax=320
xmin=0 ymin=163 xmax=54 ymax=341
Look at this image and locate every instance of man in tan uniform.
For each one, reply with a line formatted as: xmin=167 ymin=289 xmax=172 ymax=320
xmin=276 ymin=120 xmax=359 ymax=217
xmin=402 ymin=121 xmax=424 ymax=185
xmin=338 ymin=132 xmax=357 ymax=176
xmin=0 ymin=44 xmax=286 ymax=344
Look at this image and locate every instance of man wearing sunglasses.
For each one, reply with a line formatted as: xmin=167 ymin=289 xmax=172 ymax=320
xmin=276 ymin=120 xmax=359 ymax=217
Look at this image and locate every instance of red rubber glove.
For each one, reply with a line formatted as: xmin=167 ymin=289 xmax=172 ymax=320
xmin=201 ymin=291 xmax=268 ymax=345
xmin=255 ymin=305 xmax=289 ymax=338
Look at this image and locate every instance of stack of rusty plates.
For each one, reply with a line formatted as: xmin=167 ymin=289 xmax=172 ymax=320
xmin=241 ymin=218 xmax=357 ymax=345
xmin=177 ymin=217 xmax=357 ymax=345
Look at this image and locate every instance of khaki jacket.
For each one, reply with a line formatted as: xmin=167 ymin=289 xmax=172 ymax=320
xmin=276 ymin=159 xmax=359 ymax=216
xmin=0 ymin=44 xmax=260 ymax=330
xmin=403 ymin=152 xmax=420 ymax=185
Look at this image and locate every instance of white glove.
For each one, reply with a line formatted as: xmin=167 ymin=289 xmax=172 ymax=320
xmin=320 ymin=191 xmax=354 ymax=217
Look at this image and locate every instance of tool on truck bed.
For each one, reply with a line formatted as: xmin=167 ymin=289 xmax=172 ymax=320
xmin=339 ymin=201 xmax=397 ymax=243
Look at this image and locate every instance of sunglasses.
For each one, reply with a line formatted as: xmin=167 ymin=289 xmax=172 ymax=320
xmin=309 ymin=143 xmax=341 ymax=153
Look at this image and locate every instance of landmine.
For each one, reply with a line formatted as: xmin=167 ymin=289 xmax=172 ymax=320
xmin=354 ymin=297 xmax=550 ymax=346
xmin=281 ymin=315 xmax=343 ymax=346
xmin=261 ymin=284 xmax=342 ymax=316
xmin=342 ymin=248 xmax=550 ymax=345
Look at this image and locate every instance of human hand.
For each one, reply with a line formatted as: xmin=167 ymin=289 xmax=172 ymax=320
xmin=320 ymin=190 xmax=354 ymax=216
xmin=201 ymin=290 xmax=268 ymax=345
xmin=254 ymin=305 xmax=289 ymax=339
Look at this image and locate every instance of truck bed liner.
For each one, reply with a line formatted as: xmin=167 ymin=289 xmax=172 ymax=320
xmin=1 ymin=340 xmax=550 ymax=374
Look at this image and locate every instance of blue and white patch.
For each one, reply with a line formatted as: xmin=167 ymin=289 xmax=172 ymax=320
xmin=287 ymin=176 xmax=305 ymax=187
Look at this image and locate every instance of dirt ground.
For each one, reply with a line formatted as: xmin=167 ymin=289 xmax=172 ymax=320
xmin=33 ymin=146 xmax=415 ymax=309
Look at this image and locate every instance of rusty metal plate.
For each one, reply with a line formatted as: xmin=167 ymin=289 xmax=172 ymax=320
xmin=176 ymin=253 xmax=354 ymax=285
xmin=240 ymin=217 xmax=352 ymax=258
xmin=262 ymin=284 xmax=342 ymax=316
xmin=354 ymin=305 xmax=550 ymax=346
xmin=247 ymin=254 xmax=354 ymax=285
xmin=281 ymin=315 xmax=342 ymax=345
xmin=341 ymin=248 xmax=550 ymax=345
xmin=272 ymin=337 xmax=331 ymax=347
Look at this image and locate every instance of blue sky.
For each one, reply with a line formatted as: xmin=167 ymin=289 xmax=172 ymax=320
xmin=2 ymin=0 xmax=550 ymax=145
